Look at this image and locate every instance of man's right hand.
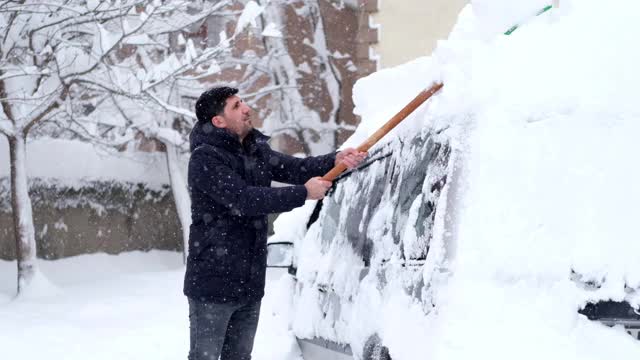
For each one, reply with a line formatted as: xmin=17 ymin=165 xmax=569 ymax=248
xmin=304 ymin=177 xmax=332 ymax=200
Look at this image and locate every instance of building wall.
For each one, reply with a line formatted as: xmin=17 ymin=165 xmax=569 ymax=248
xmin=371 ymin=0 xmax=467 ymax=68
xmin=281 ymin=0 xmax=379 ymax=152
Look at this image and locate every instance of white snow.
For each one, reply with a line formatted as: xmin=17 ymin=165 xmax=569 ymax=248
xmin=3 ymin=0 xmax=640 ymax=359
xmin=261 ymin=22 xmax=283 ymax=38
xmin=94 ymin=23 xmax=122 ymax=57
xmin=276 ymin=0 xmax=640 ymax=359
xmin=235 ymin=1 xmax=264 ymax=36
xmin=0 ymin=251 xmax=303 ymax=360
xmin=268 ymin=200 xmax=318 ymax=246
xmin=0 ymin=137 xmax=170 ymax=189
xmin=297 ymin=62 xmax=313 ymax=75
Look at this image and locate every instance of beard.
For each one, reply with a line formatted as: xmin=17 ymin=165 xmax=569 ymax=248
xmin=221 ymin=114 xmax=253 ymax=141
xmin=234 ymin=119 xmax=253 ymax=141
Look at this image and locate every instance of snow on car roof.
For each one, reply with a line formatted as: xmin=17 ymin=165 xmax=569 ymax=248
xmin=345 ymin=0 xmax=640 ymax=294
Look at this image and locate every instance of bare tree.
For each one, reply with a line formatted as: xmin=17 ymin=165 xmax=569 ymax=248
xmin=65 ymin=0 xmax=279 ymax=264
xmin=0 ymin=0 xmax=234 ymax=295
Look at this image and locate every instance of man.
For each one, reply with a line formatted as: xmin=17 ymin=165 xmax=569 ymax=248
xmin=184 ymin=86 xmax=366 ymax=360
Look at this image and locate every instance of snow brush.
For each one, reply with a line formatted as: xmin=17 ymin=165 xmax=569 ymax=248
xmin=322 ymin=82 xmax=444 ymax=182
xmin=321 ymin=3 xmax=556 ymax=182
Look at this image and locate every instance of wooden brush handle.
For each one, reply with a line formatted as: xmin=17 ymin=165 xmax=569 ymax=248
xmin=322 ymin=83 xmax=444 ymax=182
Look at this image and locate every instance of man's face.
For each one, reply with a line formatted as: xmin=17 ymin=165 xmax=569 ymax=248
xmin=212 ymin=95 xmax=253 ymax=140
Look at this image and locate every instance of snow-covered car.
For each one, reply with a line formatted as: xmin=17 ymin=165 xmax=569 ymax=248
xmin=269 ymin=121 xmax=640 ymax=360
xmin=268 ymin=1 xmax=640 ymax=359
xmin=268 ymin=118 xmax=640 ymax=359
xmin=283 ymin=125 xmax=456 ymax=360
xmin=268 ymin=123 xmax=640 ymax=359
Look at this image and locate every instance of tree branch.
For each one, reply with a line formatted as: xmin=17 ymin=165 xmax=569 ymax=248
xmin=141 ymin=44 xmax=230 ymax=92
xmin=23 ymin=2 xmax=139 ymax=35
xmin=70 ymin=78 xmax=141 ymax=99
xmin=0 ymin=75 xmax=15 ymax=123
xmin=65 ymin=115 xmax=131 ymax=149
xmin=0 ymin=3 xmax=22 ymax=58
xmin=144 ymin=90 xmax=196 ymax=120
xmin=0 ymin=118 xmax=13 ymax=136
xmin=23 ymin=85 xmax=68 ymax=134
xmin=142 ymin=1 xmax=231 ymax=36
xmin=63 ymin=22 xmax=149 ymax=79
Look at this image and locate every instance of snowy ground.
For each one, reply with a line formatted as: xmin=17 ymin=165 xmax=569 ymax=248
xmin=0 ymin=251 xmax=302 ymax=360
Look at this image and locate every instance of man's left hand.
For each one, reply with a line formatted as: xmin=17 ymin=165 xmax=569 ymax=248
xmin=336 ymin=148 xmax=367 ymax=169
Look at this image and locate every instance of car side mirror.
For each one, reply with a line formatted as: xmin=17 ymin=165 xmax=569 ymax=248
xmin=266 ymin=242 xmax=293 ymax=268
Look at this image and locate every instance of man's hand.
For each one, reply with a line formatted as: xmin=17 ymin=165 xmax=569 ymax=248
xmin=304 ymin=177 xmax=332 ymax=200
xmin=336 ymin=148 xmax=368 ymax=169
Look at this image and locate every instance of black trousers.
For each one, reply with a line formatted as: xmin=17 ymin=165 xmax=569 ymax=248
xmin=188 ymin=298 xmax=261 ymax=360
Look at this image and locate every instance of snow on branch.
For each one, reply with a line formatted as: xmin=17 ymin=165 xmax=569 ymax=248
xmin=0 ymin=119 xmax=14 ymax=136
xmin=0 ymin=0 xmax=293 ymax=155
xmin=0 ymin=0 xmax=239 ymax=134
xmin=23 ymin=91 xmax=67 ymax=134
xmin=235 ymin=1 xmax=264 ymax=36
xmin=144 ymin=90 xmax=196 ymax=121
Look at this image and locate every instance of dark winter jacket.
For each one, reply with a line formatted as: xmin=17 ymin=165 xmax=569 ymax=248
xmin=184 ymin=121 xmax=336 ymax=303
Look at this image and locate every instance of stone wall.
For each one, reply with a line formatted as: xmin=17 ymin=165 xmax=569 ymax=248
xmin=0 ymin=179 xmax=182 ymax=261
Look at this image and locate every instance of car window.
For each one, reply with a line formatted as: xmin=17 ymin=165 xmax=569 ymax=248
xmin=319 ymin=130 xmax=452 ymax=265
